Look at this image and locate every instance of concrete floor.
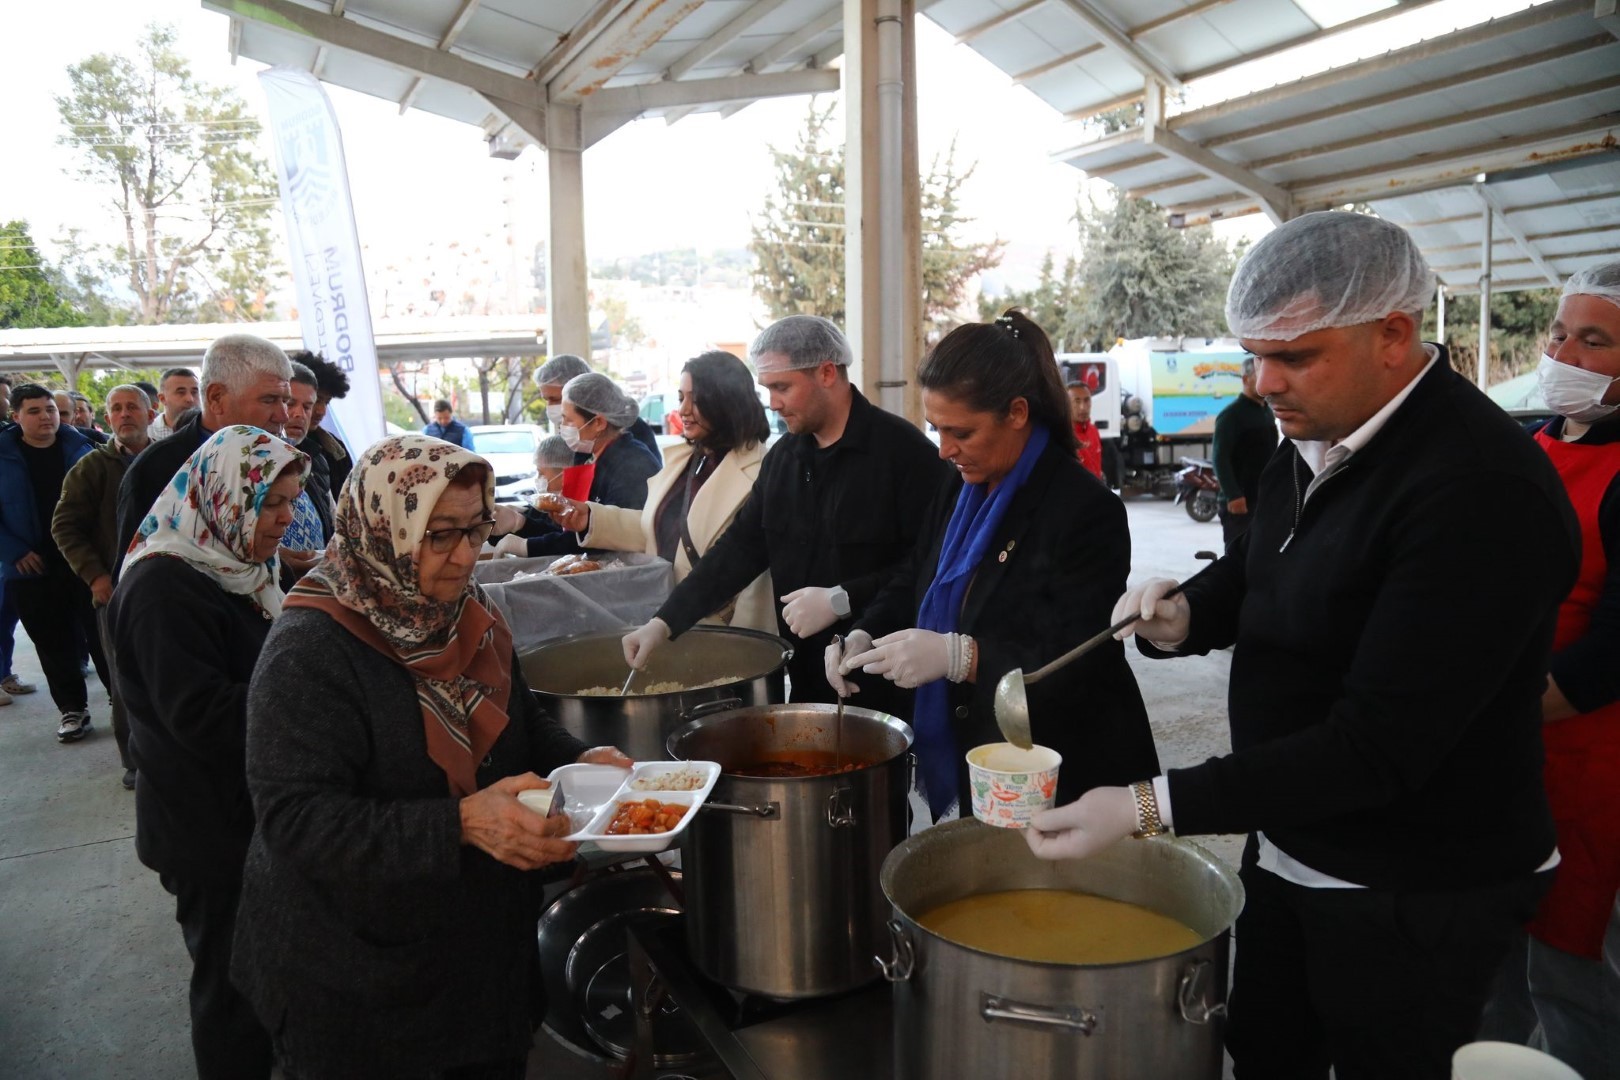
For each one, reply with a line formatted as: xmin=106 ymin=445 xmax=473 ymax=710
xmin=0 ymin=497 xmax=1239 ymax=1078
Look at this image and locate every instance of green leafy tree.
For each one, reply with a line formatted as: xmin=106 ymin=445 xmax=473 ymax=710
xmin=0 ymin=221 xmax=85 ymax=328
xmin=750 ymin=103 xmax=1004 ymax=326
xmin=981 ymin=250 xmax=1088 ymax=350
xmin=55 ymin=23 xmax=279 ymax=324
xmin=1423 ymin=287 xmax=1559 ymax=386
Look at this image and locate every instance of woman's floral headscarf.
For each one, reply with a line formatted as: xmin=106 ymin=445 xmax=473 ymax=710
xmin=124 ymin=425 xmax=309 ymax=619
xmin=286 ymin=434 xmax=513 ymax=797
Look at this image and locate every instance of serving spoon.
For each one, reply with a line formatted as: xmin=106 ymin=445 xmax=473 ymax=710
xmin=993 ymin=554 xmax=1218 ymax=749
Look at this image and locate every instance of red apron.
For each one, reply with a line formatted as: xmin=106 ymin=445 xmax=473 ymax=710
xmin=1528 ymin=427 xmax=1620 ymax=959
xmin=560 ymin=461 xmax=595 ymax=502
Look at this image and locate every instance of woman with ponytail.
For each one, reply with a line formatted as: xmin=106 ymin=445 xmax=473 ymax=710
xmin=830 ymin=310 xmax=1158 ymax=819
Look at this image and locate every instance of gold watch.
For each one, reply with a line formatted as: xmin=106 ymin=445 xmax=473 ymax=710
xmin=1130 ymin=781 xmax=1166 ymax=839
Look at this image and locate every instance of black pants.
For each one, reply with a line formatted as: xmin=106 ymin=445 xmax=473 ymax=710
xmin=1219 ymin=506 xmax=1252 ymax=551
xmin=1226 ymin=857 xmax=1554 ymax=1080
xmin=8 ymin=571 xmax=98 ymax=713
xmin=94 ymin=605 xmax=133 ymax=769
xmin=159 ymin=872 xmax=273 ymax=1080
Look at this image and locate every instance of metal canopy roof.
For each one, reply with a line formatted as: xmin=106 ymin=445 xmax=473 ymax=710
xmin=207 ymin=0 xmax=1620 ymax=289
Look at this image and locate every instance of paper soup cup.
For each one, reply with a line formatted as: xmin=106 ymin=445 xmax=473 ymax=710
xmin=966 ymin=742 xmax=1062 ymax=828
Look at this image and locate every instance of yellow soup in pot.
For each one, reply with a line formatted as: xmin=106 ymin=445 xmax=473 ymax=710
xmin=916 ymin=889 xmax=1203 ymax=965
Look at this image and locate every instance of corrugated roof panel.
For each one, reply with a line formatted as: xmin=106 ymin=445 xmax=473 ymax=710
xmin=926 ymin=0 xmax=1023 ymax=38
xmin=449 ymin=8 xmax=569 ymax=73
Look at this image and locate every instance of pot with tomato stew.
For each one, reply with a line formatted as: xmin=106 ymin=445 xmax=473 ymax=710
xmin=666 ymin=703 xmax=914 ymax=999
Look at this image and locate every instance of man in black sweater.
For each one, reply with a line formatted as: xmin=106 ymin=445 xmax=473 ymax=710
xmin=1211 ymin=354 xmax=1277 ymax=548
xmin=1024 ymin=212 xmax=1581 ymax=1078
xmin=114 ymin=334 xmax=292 ymax=578
xmin=620 ymin=315 xmax=947 ymax=711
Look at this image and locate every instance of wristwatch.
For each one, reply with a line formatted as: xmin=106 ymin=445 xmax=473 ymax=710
xmin=828 ymin=585 xmax=851 ymax=619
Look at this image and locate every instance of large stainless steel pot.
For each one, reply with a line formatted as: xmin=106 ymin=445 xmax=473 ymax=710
xmin=879 ymin=820 xmax=1244 ymax=1080
xmin=666 ymin=704 xmax=914 ymax=1000
xmin=521 ymin=626 xmax=791 ymax=761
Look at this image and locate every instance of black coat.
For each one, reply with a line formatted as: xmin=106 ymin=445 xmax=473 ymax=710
xmin=523 ymin=431 xmax=661 ymax=557
xmin=114 ymin=415 xmax=210 ymax=578
xmin=656 ymin=388 xmax=951 ymax=708
xmin=296 ymin=432 xmax=334 ymax=542
xmin=1154 ymin=355 xmax=1580 ymax=890
xmin=231 ymin=605 xmax=589 ymax=1076
xmin=858 ymin=436 xmax=1159 ymax=808
xmin=109 ymin=556 xmax=272 ymax=882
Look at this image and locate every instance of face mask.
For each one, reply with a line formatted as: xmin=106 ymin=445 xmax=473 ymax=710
xmin=545 ymin=404 xmax=563 ymax=430
xmin=1537 ymin=354 xmax=1620 ymax=424
xmin=560 ymin=423 xmax=595 ymax=456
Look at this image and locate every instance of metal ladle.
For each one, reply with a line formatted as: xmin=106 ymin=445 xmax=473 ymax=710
xmin=831 ymin=634 xmax=846 ymax=770
xmin=993 ymin=554 xmax=1218 ymax=749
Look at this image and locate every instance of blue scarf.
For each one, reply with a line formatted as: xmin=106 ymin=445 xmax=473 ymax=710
xmin=913 ymin=424 xmax=1050 ymax=818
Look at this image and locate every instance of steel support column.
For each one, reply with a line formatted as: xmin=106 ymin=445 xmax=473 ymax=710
xmin=546 ymin=103 xmax=590 ymax=360
xmin=844 ymin=0 xmax=921 ymax=424
xmin=1477 ymin=203 xmax=1493 ymax=388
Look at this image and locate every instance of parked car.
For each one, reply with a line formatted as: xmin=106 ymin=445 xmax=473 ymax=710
xmin=469 ymin=424 xmax=544 ymax=504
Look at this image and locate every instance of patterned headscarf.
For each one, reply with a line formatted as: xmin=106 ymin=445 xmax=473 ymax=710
xmin=285 ymin=434 xmax=513 ymax=797
xmin=125 ymin=425 xmax=309 ymax=619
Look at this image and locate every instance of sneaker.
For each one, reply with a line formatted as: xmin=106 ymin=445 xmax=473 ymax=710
xmin=121 ymin=768 xmax=136 ymax=791
xmin=0 ymin=689 xmax=11 ymax=707
xmin=1 ymin=675 xmax=36 ymax=695
xmin=56 ymin=712 xmax=92 ymax=743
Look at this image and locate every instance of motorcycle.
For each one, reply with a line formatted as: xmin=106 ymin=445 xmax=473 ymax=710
xmin=1174 ymin=457 xmax=1221 ymax=523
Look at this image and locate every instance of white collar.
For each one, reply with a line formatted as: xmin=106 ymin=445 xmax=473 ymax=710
xmin=1293 ymin=345 xmax=1440 ymax=476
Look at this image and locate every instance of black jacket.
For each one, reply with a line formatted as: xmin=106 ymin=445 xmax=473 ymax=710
xmin=522 ymin=432 xmax=661 ymax=557
xmin=1211 ymin=393 xmax=1277 ymax=503
xmin=1151 ymin=356 xmax=1581 ymax=890
xmin=114 ymin=415 xmax=210 ymax=578
xmin=296 ymin=432 xmax=334 ymax=542
xmin=110 ymin=556 xmax=273 ymax=883
xmin=657 ymin=388 xmax=950 ymax=706
xmin=232 ymin=605 xmax=589 ymax=1076
xmin=858 ymin=436 xmax=1158 ymax=807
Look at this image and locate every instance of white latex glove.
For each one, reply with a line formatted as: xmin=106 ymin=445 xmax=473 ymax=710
xmin=1024 ymin=786 xmax=1139 ymax=861
xmin=1109 ymin=577 xmax=1190 ymax=645
xmin=622 ymin=619 xmax=671 ymax=671
xmin=779 ymin=586 xmax=840 ymax=639
xmin=825 ymin=630 xmax=873 ymax=698
xmin=494 ymin=534 xmax=529 ymax=558
xmin=845 ymin=628 xmax=950 ymax=689
xmin=491 ymin=503 xmax=525 ymax=537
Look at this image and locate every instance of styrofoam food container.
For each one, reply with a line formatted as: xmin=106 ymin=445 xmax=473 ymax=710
xmin=965 ymin=741 xmax=1062 ymax=829
xmin=518 ymin=760 xmax=721 ymax=853
xmin=1452 ymin=1043 xmax=1581 ymax=1080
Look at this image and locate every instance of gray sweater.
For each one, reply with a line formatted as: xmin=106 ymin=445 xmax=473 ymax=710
xmin=231 ymin=606 xmax=589 ymax=1076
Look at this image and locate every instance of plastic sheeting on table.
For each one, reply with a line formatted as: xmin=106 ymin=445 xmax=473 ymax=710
xmin=474 ymin=552 xmax=673 ymax=654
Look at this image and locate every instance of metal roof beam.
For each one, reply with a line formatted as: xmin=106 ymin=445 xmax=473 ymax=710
xmin=311 ymin=44 xmax=328 ymax=79
xmin=1394 ymin=189 xmax=1620 ymax=228
xmin=1061 ymin=89 xmax=1143 ymax=124
xmin=529 ymin=0 xmax=637 ymax=84
xmin=747 ymin=8 xmax=841 ymax=73
xmin=1053 ymin=0 xmax=1183 ymax=90
xmin=1142 ymin=81 xmax=1291 ymax=223
xmin=1245 ymin=73 xmax=1620 ymax=170
xmin=1287 ymin=116 xmax=1620 ymax=207
xmin=400 ymin=0 xmax=483 ymax=116
xmin=1049 ymin=124 xmax=1148 ymax=164
xmin=204 ymin=0 xmax=541 ymax=107
xmin=1180 ymin=0 xmax=1447 ymax=82
xmin=1172 ymin=0 xmax=1583 ymax=130
xmin=1083 ymin=151 xmax=1164 ymax=178
xmin=1203 ymin=35 xmax=1614 ymax=150
xmin=1475 ymin=183 xmax=1562 ymax=287
xmin=1129 ymin=0 xmax=1236 ymax=38
xmin=666 ymin=0 xmax=794 ymax=80
xmin=957 ymin=0 xmax=1048 ymax=44
xmin=1422 ymin=223 xmax=1620 ymax=253
xmin=1011 ymin=43 xmax=1103 ymax=84
xmin=1600 ymin=0 xmax=1620 ymax=39
xmin=228 ymin=18 xmax=241 ymax=64
xmin=549 ymin=0 xmax=706 ymax=102
xmin=585 ymin=68 xmax=839 ymax=114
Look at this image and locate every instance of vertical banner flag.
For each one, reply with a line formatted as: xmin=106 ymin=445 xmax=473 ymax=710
xmin=259 ymin=67 xmax=385 ymax=456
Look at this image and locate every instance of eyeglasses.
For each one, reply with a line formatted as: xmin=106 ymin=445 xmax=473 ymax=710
xmin=423 ymin=518 xmax=496 ymax=554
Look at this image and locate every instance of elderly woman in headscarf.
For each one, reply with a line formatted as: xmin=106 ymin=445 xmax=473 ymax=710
xmin=231 ymin=434 xmax=632 ymax=1080
xmin=829 ymin=311 xmax=1159 ymax=820
xmin=110 ymin=425 xmax=310 ymax=1080
xmin=499 ymin=372 xmax=660 ymax=558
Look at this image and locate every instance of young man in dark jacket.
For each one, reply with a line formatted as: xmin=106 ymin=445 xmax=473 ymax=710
xmin=0 ymin=385 xmax=99 ymax=741
xmin=1023 ymin=212 xmax=1581 ymax=1078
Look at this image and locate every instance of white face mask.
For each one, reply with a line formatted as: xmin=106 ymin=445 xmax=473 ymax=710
xmin=560 ymin=423 xmax=595 ymax=456
xmin=1537 ymin=354 xmax=1620 ymax=424
xmin=545 ymin=403 xmax=563 ymax=430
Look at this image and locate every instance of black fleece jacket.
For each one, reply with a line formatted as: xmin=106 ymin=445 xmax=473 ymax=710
xmin=1145 ymin=356 xmax=1581 ymax=890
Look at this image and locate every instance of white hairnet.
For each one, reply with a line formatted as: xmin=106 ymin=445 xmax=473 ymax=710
xmin=750 ymin=315 xmax=852 ymax=374
xmin=535 ymin=354 xmax=591 ymax=388
xmin=535 ymin=434 xmax=574 ymax=469
xmin=1225 ymin=211 xmax=1436 ymax=341
xmin=562 ymin=372 xmax=639 ymax=430
xmin=1563 ymin=260 xmax=1620 ymax=311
